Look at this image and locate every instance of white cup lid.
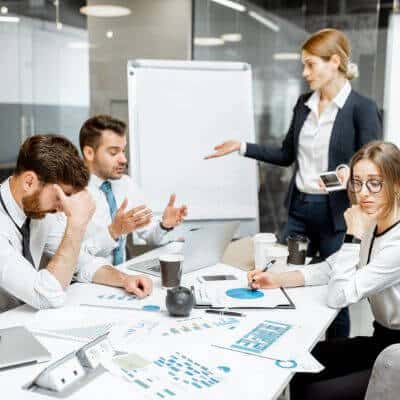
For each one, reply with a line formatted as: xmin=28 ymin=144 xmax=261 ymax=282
xmin=253 ymin=233 xmax=277 ymax=243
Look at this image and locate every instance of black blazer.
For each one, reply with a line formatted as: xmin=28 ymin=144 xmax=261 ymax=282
xmin=245 ymin=90 xmax=382 ymax=232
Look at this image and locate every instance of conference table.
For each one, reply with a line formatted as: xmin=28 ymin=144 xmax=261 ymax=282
xmin=0 ymin=243 xmax=338 ymax=400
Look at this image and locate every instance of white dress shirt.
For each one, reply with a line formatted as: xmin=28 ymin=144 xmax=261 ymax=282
xmin=302 ymin=221 xmax=400 ymax=330
xmin=83 ymin=174 xmax=168 ymax=264
xmin=0 ymin=179 xmax=108 ymax=312
xmin=240 ymin=81 xmax=352 ymax=194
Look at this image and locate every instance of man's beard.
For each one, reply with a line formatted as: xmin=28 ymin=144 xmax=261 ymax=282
xmin=22 ymin=190 xmax=47 ymax=219
xmin=95 ymin=162 xmax=126 ymax=181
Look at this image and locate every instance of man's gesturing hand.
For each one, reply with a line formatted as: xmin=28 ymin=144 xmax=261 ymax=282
xmin=109 ymin=198 xmax=153 ymax=240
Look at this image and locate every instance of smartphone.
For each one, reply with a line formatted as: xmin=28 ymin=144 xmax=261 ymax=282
xmin=319 ymin=171 xmax=346 ymax=192
xmin=197 ymin=274 xmax=238 ymax=283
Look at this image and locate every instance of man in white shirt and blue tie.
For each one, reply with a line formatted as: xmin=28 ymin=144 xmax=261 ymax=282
xmin=79 ymin=115 xmax=188 ymax=266
xmin=0 ymin=135 xmax=153 ymax=313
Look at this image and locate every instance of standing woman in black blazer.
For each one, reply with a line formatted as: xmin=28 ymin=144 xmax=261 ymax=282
xmin=206 ymin=28 xmax=382 ymax=339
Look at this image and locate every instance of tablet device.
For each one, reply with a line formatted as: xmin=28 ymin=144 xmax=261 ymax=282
xmin=0 ymin=326 xmax=51 ymax=370
xmin=319 ymin=171 xmax=346 ymax=192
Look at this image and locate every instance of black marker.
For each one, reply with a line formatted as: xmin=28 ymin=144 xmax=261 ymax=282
xmin=205 ymin=309 xmax=244 ymax=317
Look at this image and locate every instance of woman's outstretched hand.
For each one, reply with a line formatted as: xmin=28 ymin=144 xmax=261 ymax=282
xmin=204 ymin=140 xmax=241 ymax=159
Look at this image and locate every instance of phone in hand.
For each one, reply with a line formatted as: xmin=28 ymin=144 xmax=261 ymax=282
xmin=319 ymin=171 xmax=346 ymax=192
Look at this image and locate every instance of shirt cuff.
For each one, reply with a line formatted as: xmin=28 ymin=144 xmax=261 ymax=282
xmin=75 ymin=256 xmax=110 ymax=283
xmin=153 ymin=219 xmax=169 ymax=239
xmin=301 ymin=261 xmax=332 ymax=286
xmin=85 ymin=226 xmax=119 ymax=256
xmin=239 ymin=142 xmax=247 ymax=156
xmin=34 ymin=270 xmax=67 ymax=309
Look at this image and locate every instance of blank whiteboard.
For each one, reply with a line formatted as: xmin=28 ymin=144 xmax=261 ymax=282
xmin=127 ymin=59 xmax=258 ymax=220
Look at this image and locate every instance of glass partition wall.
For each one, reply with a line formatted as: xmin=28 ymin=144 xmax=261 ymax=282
xmin=0 ymin=0 xmax=89 ymax=179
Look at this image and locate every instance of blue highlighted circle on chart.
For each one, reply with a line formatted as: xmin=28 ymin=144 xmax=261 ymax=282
xmin=142 ymin=305 xmax=161 ymax=311
xmin=226 ymin=288 xmax=264 ymax=300
xmin=275 ymin=359 xmax=298 ymax=369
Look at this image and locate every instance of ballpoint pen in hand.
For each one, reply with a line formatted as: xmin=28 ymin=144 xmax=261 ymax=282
xmin=261 ymin=259 xmax=276 ymax=273
xmin=250 ymin=259 xmax=276 ymax=288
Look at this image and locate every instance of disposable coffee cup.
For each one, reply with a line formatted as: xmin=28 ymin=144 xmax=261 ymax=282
xmin=264 ymin=245 xmax=289 ymax=271
xmin=253 ymin=233 xmax=277 ymax=268
xmin=287 ymin=234 xmax=309 ymax=265
xmin=159 ymin=254 xmax=184 ymax=288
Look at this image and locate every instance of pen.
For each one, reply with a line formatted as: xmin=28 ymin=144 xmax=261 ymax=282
xmin=250 ymin=259 xmax=276 ymax=289
xmin=261 ymin=259 xmax=276 ymax=273
xmin=205 ymin=309 xmax=245 ymax=317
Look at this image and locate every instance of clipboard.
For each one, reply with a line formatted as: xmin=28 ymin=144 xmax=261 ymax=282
xmin=191 ymin=286 xmax=296 ymax=310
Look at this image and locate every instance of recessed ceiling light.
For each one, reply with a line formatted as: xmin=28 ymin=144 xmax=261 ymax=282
xmin=248 ymin=10 xmax=280 ymax=32
xmin=273 ymin=52 xmax=300 ymax=60
xmin=80 ymin=5 xmax=131 ymax=17
xmin=221 ymin=33 xmax=242 ymax=42
xmin=194 ymin=37 xmax=225 ymax=46
xmin=0 ymin=15 xmax=20 ymax=23
xmin=1 ymin=6 xmax=8 ymax=14
xmin=106 ymin=30 xmax=114 ymax=39
xmin=211 ymin=0 xmax=246 ymax=12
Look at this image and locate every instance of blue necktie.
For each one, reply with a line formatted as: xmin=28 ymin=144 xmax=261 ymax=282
xmin=100 ymin=181 xmax=124 ymax=265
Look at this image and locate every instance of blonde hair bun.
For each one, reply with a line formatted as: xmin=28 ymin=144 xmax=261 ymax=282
xmin=346 ymin=62 xmax=359 ymax=80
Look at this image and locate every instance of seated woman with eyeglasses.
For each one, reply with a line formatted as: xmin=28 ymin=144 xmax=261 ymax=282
xmin=248 ymin=140 xmax=400 ymax=400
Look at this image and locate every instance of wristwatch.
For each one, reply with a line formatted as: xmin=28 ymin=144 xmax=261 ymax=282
xmin=344 ymin=234 xmax=361 ymax=244
xmin=160 ymin=221 xmax=174 ymax=232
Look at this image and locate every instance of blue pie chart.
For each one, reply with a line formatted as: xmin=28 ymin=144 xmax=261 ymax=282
xmin=226 ymin=288 xmax=264 ymax=300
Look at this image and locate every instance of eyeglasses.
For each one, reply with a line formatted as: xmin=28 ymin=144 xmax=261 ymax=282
xmin=348 ymin=179 xmax=384 ymax=194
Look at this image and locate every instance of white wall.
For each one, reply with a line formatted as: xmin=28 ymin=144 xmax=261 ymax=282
xmin=384 ymin=13 xmax=400 ymax=144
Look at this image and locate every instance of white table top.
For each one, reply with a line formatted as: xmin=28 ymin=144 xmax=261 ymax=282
xmin=0 ymin=245 xmax=337 ymax=400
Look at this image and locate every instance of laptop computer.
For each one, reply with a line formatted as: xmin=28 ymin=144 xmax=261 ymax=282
xmin=126 ymin=221 xmax=239 ymax=276
xmin=0 ymin=326 xmax=51 ymax=370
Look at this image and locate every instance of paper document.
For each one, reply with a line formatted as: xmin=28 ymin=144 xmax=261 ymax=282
xmin=104 ymin=350 xmax=230 ymax=399
xmin=213 ymin=317 xmax=325 ymax=373
xmin=27 ymin=307 xmax=116 ymax=342
xmin=66 ymin=283 xmax=166 ymax=312
xmin=152 ymin=316 xmax=240 ymax=338
xmin=194 ymin=281 xmax=292 ymax=308
xmin=107 ymin=320 xmax=160 ymax=349
xmin=27 ymin=307 xmax=160 ymax=344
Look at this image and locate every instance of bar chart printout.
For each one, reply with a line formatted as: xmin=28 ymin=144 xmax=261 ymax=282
xmin=231 ymin=320 xmax=292 ymax=354
xmin=117 ymin=351 xmax=229 ymax=398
